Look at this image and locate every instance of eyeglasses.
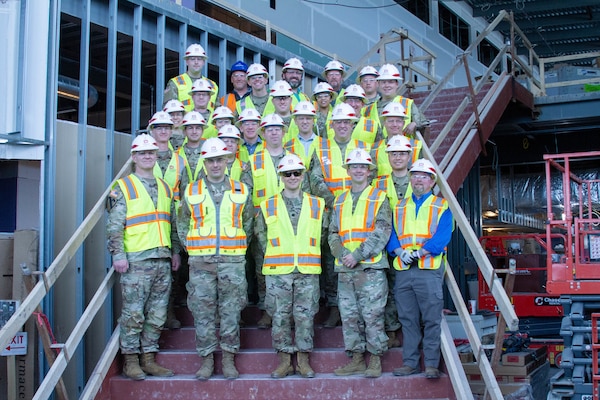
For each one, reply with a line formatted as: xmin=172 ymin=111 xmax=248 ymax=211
xmin=281 ymin=171 xmax=303 ymax=177
xmin=389 ymin=151 xmax=410 ymax=158
xmin=274 ymin=96 xmax=290 ymax=101
xmin=411 ymin=174 xmax=432 ymax=181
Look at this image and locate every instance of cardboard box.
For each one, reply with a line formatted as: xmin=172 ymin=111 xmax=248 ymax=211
xmin=462 ymin=353 xmax=546 ymax=377
xmin=469 ymin=361 xmax=550 ymax=398
xmin=502 ymin=346 xmax=547 ymax=366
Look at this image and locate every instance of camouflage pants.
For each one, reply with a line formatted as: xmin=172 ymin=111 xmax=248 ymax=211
xmin=265 ymin=273 xmax=320 ymax=353
xmin=119 ymin=258 xmax=171 ymax=354
xmin=338 ymin=268 xmax=388 ymax=356
xmin=384 ymin=262 xmax=401 ymax=331
xmin=187 ymin=258 xmax=247 ymax=356
xmin=249 ymin=238 xmax=267 ymax=310
xmin=321 ymin=242 xmax=338 ymax=307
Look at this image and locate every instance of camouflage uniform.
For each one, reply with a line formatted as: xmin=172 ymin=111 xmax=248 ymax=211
xmin=178 ymin=144 xmax=206 ymax=194
xmin=106 ymin=175 xmax=181 ymax=354
xmin=256 ymin=194 xmax=325 ymax=353
xmin=177 ymin=178 xmax=253 ymax=356
xmin=328 ymin=187 xmax=391 ymax=356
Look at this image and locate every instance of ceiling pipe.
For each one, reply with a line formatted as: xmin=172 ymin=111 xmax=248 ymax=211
xmin=57 ymin=75 xmax=98 ymax=108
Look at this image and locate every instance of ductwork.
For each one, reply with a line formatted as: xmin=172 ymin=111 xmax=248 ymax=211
xmin=57 ymin=75 xmax=98 ymax=108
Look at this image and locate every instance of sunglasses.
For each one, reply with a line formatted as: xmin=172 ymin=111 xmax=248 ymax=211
xmin=281 ymin=171 xmax=303 ymax=178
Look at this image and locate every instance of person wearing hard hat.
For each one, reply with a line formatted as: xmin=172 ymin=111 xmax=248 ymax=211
xmin=284 ymin=101 xmax=318 ymax=166
xmin=387 ymin=158 xmax=453 ymax=380
xmin=245 ymin=113 xmax=294 ymax=329
xmin=322 ymin=60 xmax=346 ymax=105
xmin=217 ymin=124 xmax=251 ymax=183
xmin=281 ymin=57 xmax=311 ymax=108
xmin=177 ymin=111 xmax=208 ymax=194
xmin=164 ymin=43 xmax=219 ymax=112
xmin=106 ymin=133 xmax=181 ymax=380
xmin=220 ymin=60 xmax=250 ymax=113
xmin=362 ymin=63 xmax=429 ymax=139
xmin=202 ymin=106 xmax=236 ymax=140
xmin=371 ymin=135 xmax=414 ymax=349
xmin=357 ymin=65 xmax=380 ymax=106
xmin=255 ymin=153 xmax=325 ymax=379
xmin=269 ymin=80 xmax=294 ymax=136
xmin=328 ymin=148 xmax=391 ymax=379
xmin=189 ymin=78 xmax=215 ymax=122
xmin=236 ymin=108 xmax=264 ymax=163
xmin=236 ymin=63 xmax=270 ymax=117
xmin=163 ymin=99 xmax=186 ymax=151
xmin=308 ymin=103 xmax=371 ymax=329
xmin=177 ymin=137 xmax=254 ymax=381
xmin=372 ymin=102 xmax=422 ymax=177
xmin=312 ymin=82 xmax=336 ymax=137
xmin=338 ymin=84 xmax=384 ymax=145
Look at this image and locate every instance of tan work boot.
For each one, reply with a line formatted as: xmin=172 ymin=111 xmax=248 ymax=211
xmin=386 ymin=330 xmax=401 ymax=348
xmin=257 ymin=311 xmax=272 ymax=329
xmin=296 ymin=352 xmax=315 ymax=378
xmin=323 ymin=306 xmax=341 ymax=328
xmin=123 ymin=354 xmax=145 ymax=380
xmin=334 ymin=352 xmax=366 ymax=376
xmin=364 ymin=354 xmax=382 ymax=378
xmin=271 ymin=352 xmax=294 ymax=378
xmin=222 ymin=351 xmax=239 ymax=379
xmin=140 ymin=352 xmax=174 ymax=377
xmin=195 ymin=353 xmax=214 ymax=380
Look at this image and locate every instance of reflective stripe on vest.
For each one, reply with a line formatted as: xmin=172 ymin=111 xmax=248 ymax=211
xmin=250 ymin=151 xmax=284 ymax=206
xmin=153 ymin=153 xmax=185 ymax=201
xmin=316 ymin=138 xmax=368 ymax=197
xmin=174 ymin=74 xmax=219 ymax=112
xmin=261 ymin=193 xmax=324 ymax=275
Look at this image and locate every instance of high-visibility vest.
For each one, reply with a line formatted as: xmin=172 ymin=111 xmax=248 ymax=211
xmin=351 ymin=116 xmax=380 ymax=144
xmin=372 ymin=174 xmax=412 ymax=210
xmin=333 ymin=186 xmax=386 ymax=266
xmin=392 ymin=195 xmax=449 ymax=270
xmin=284 ymin=137 xmax=317 ymax=167
xmin=184 ymin=178 xmax=248 ymax=256
xmin=261 ymin=193 xmax=324 ymax=275
xmin=153 ymin=153 xmax=186 ymax=202
xmin=250 ymin=150 xmax=285 ymax=206
xmin=236 ymin=95 xmax=272 ymax=116
xmin=373 ymin=137 xmax=422 ymax=176
xmin=314 ymin=138 xmax=369 ymax=197
xmin=177 ymin=146 xmax=206 ymax=183
xmin=173 ymin=73 xmax=219 ymax=112
xmin=226 ymin=158 xmax=244 ymax=181
xmin=116 ymin=174 xmax=173 ymax=253
xmin=363 ymin=95 xmax=414 ymax=136
xmin=238 ymin=141 xmax=264 ymax=164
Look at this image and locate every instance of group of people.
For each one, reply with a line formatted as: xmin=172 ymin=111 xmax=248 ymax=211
xmin=106 ymin=43 xmax=454 ymax=382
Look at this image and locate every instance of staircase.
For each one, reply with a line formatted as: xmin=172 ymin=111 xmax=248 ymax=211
xmin=96 ymin=306 xmax=456 ymax=399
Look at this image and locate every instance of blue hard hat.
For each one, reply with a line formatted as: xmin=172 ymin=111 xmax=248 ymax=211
xmin=231 ymin=60 xmax=248 ymax=72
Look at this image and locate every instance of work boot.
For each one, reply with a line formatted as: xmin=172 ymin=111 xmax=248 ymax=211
xmin=393 ymin=365 xmax=419 ymax=376
xmin=364 ymin=354 xmax=382 ymax=378
xmin=140 ymin=352 xmax=174 ymax=377
xmin=195 ymin=353 xmax=214 ymax=380
xmin=123 ymin=354 xmax=145 ymax=380
xmin=165 ymin=303 xmax=181 ymax=330
xmin=425 ymin=367 xmax=440 ymax=379
xmin=271 ymin=352 xmax=294 ymax=378
xmin=386 ymin=330 xmax=401 ymax=348
xmin=296 ymin=352 xmax=315 ymax=378
xmin=222 ymin=351 xmax=239 ymax=379
xmin=323 ymin=306 xmax=341 ymax=328
xmin=334 ymin=352 xmax=366 ymax=376
xmin=257 ymin=311 xmax=272 ymax=329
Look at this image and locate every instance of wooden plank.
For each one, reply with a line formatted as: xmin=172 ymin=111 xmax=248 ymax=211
xmin=490 ymin=271 xmax=516 ymax=370
xmin=79 ymin=327 xmax=120 ymax=400
xmin=441 ymin=314 xmax=475 ymax=400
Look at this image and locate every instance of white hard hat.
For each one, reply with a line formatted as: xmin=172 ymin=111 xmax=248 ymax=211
xmin=356 ymin=65 xmax=380 ymax=83
xmin=277 ymin=153 xmax=306 ymax=173
xmin=410 ymin=158 xmax=437 ymax=181
xmin=181 ymin=111 xmax=207 ymax=127
xmin=330 ymin=103 xmax=359 ymax=121
xmin=293 ymin=101 xmax=317 ymax=117
xmin=312 ymin=82 xmax=337 ymax=100
xmin=343 ymin=148 xmax=375 ymax=170
xmin=246 ymin=63 xmax=268 ymax=78
xmin=377 ymin=64 xmax=403 ymax=81
xmin=218 ymin=124 xmax=242 ymax=140
xmin=385 ymin=135 xmax=412 ymax=153
xmin=163 ymin=99 xmax=185 ymax=114
xmin=211 ymin=106 xmax=235 ymax=121
xmin=184 ymin=43 xmax=207 ymax=59
xmin=322 ymin=60 xmax=345 ymax=79
xmin=260 ymin=113 xmax=285 ymax=128
xmin=131 ymin=134 xmax=159 ymax=153
xmin=282 ymin=57 xmax=304 ymax=72
xmin=236 ymin=108 xmax=262 ymax=125
xmin=270 ymin=80 xmax=293 ymax=97
xmin=189 ymin=78 xmax=214 ymax=94
xmin=201 ymin=137 xmax=232 ymax=159
xmin=340 ymin=84 xmax=366 ymax=102
xmin=381 ymin=102 xmax=408 ymax=119
xmin=148 ymin=111 xmax=174 ymax=128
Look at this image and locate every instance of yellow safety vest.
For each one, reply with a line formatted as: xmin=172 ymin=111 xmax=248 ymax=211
xmin=236 ymin=96 xmax=272 ymax=116
xmin=315 ymin=138 xmax=370 ymax=197
xmin=373 ymin=137 xmax=422 ymax=176
xmin=250 ymin=150 xmax=285 ymax=206
xmin=392 ymin=195 xmax=449 ymax=270
xmin=153 ymin=153 xmax=186 ymax=202
xmin=351 ymin=116 xmax=379 ymax=144
xmin=173 ymin=73 xmax=219 ymax=112
xmin=226 ymin=158 xmax=244 ymax=181
xmin=261 ymin=193 xmax=324 ymax=275
xmin=238 ymin=141 xmax=264 ymax=164
xmin=184 ymin=178 xmax=248 ymax=256
xmin=333 ymin=186 xmax=386 ymax=266
xmin=284 ymin=137 xmax=318 ymax=167
xmin=176 ymin=146 xmax=206 ymax=183
xmin=116 ymin=174 xmax=173 ymax=253
xmin=371 ymin=174 xmax=412 ymax=210
xmin=363 ymin=96 xmax=414 ymax=137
